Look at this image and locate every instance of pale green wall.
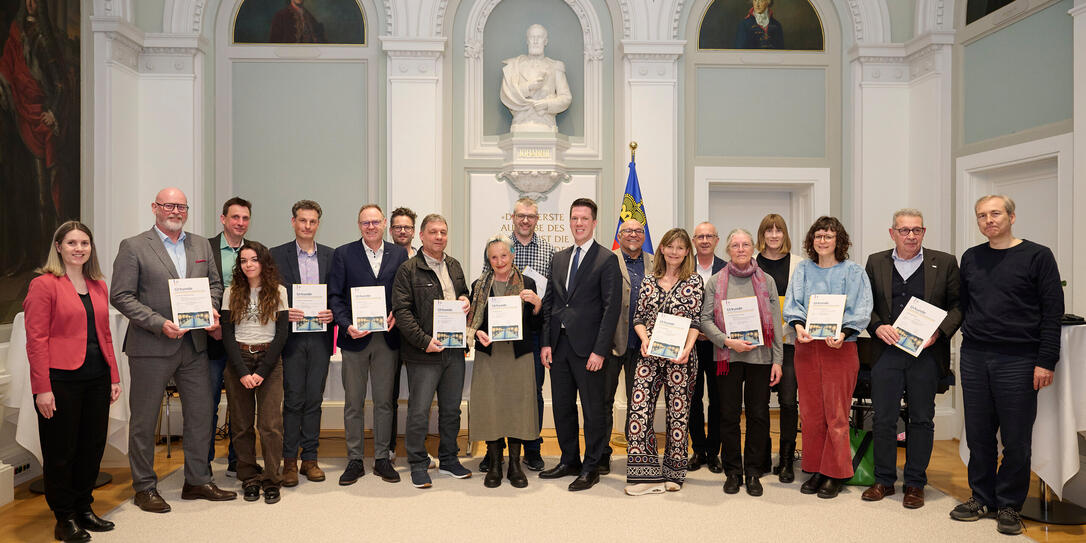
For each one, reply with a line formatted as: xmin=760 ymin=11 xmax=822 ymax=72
xmin=695 ymin=67 xmax=827 ymax=158
xmin=483 ymin=0 xmax=584 ymax=137
xmin=962 ymin=0 xmax=1074 ymax=144
xmin=134 ymin=0 xmax=165 ymax=33
xmin=887 ymin=0 xmax=915 ymax=43
xmin=231 ymin=62 xmax=368 ymax=248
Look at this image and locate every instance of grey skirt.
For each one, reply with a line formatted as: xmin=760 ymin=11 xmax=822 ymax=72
xmin=469 ymin=342 xmax=540 ymax=443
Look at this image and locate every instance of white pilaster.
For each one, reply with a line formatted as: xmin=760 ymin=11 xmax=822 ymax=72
xmin=622 ymin=40 xmax=684 ymax=231
xmin=1072 ymin=0 xmax=1086 ymax=313
xmin=382 ymin=37 xmax=446 ymax=218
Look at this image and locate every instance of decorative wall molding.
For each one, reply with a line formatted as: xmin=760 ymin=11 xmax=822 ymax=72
xmin=383 ymin=37 xmax=446 ymax=76
xmin=916 ymin=0 xmax=951 ymax=34
xmin=623 ymin=40 xmax=684 ymax=81
xmin=93 ymin=0 xmax=134 ymax=21
xmin=462 ymin=0 xmax=605 ymax=160
xmin=164 ymin=0 xmax=208 ymax=34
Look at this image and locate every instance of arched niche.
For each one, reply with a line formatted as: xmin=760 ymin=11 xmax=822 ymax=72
xmin=698 ymin=0 xmax=825 ymax=51
xmin=460 ymin=0 xmax=606 ymax=160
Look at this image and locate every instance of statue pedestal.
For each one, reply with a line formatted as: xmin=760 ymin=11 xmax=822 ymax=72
xmin=496 ymin=132 xmax=571 ymax=202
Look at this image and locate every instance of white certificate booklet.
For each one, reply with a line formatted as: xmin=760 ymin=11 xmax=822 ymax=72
xmin=292 ymin=284 xmax=327 ymax=333
xmin=647 ymin=313 xmax=692 ymax=359
xmin=433 ymin=300 xmax=467 ymax=348
xmin=351 ymin=286 xmax=388 ymax=332
xmin=723 ymin=296 xmax=764 ymax=347
xmin=522 ymin=266 xmax=547 ymax=300
xmin=487 ymin=296 xmax=523 ymax=341
xmin=891 ymin=297 xmax=948 ymax=357
xmin=805 ymin=294 xmax=847 ymax=339
xmin=169 ymin=277 xmax=214 ymax=330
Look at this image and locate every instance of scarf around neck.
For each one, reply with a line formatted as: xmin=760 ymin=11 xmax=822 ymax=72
xmin=467 ymin=266 xmax=525 ymax=340
xmin=712 ymin=260 xmax=775 ymax=376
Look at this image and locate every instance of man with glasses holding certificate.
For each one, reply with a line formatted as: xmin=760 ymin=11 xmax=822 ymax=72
xmin=862 ymin=209 xmax=961 ymax=510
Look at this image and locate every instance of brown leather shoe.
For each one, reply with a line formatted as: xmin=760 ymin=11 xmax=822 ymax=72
xmin=861 ymin=483 xmax=895 ymax=501
xmin=181 ymin=482 xmax=238 ymax=501
xmin=282 ymin=458 xmax=299 ymax=487
xmin=902 ymin=485 xmax=925 ymax=509
xmin=133 ymin=489 xmax=171 ymax=513
xmin=300 ymin=460 xmax=326 ymax=482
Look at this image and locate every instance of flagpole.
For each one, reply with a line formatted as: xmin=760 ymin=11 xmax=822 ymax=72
xmin=610 ymin=140 xmax=638 ymax=452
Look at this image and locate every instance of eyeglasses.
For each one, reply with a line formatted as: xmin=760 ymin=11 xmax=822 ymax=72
xmin=155 ymin=202 xmax=189 ymax=212
xmin=358 ymin=220 xmax=382 ymax=228
xmin=619 ymin=228 xmax=645 ymax=236
xmin=390 ymin=225 xmax=414 ymax=232
xmin=693 ymin=234 xmax=717 ymax=241
xmin=514 ymin=214 xmax=538 ymax=221
xmin=894 ymin=227 xmax=926 ymax=236
xmin=814 ymin=234 xmax=836 ymax=241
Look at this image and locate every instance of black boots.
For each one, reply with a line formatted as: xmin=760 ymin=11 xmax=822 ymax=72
xmin=507 ymin=440 xmax=528 ymax=488
xmin=777 ymin=442 xmax=796 ymax=483
xmin=800 ymin=472 xmax=825 ymax=494
xmin=484 ymin=441 xmax=503 ymax=488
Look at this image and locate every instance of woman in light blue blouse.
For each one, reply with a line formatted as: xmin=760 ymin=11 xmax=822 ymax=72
xmin=782 ymin=216 xmax=872 ymax=499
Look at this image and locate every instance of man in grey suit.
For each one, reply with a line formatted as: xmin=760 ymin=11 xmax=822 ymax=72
xmin=110 ymin=187 xmax=237 ymax=513
xmin=600 ymin=218 xmax=653 ymax=475
xmin=861 ymin=208 xmax=961 ymax=510
xmin=270 ymin=200 xmax=335 ymax=486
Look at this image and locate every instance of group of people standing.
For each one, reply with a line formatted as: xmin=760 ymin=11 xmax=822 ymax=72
xmin=24 ymin=188 xmax=1061 ymax=540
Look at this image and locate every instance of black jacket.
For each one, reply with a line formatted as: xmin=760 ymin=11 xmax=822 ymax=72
xmin=270 ymin=240 xmax=335 ymax=353
xmin=541 ymin=241 xmax=622 ymax=358
xmin=392 ymin=252 xmax=469 ymax=364
xmin=470 ymin=276 xmax=543 ymax=359
xmin=328 ymin=240 xmax=408 ymax=352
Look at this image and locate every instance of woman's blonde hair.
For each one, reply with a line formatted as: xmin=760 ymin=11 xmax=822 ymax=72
xmin=651 ymin=228 xmax=695 ymax=281
xmin=37 ymin=221 xmax=104 ymax=280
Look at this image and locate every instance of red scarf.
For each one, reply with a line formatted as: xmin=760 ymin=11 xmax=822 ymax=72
xmin=712 ymin=260 xmax=775 ymax=376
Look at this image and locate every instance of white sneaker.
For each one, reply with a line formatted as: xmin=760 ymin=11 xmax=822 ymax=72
xmin=664 ymin=482 xmax=681 ymax=492
xmin=428 ymin=455 xmax=437 ymax=470
xmin=625 ymin=483 xmax=666 ymax=496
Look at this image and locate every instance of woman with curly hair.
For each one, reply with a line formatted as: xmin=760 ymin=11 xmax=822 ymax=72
xmin=221 ymin=241 xmax=290 ymax=504
xmin=624 ymin=228 xmax=703 ymax=496
xmin=782 ymin=216 xmax=872 ymax=499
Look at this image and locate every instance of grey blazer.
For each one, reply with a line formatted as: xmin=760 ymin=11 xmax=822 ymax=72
xmin=110 ymin=227 xmax=224 ymax=358
xmin=611 ymin=249 xmax=654 ymax=356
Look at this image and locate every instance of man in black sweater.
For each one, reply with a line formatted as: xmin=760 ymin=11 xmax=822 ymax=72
xmin=950 ymin=195 xmax=1063 ymax=536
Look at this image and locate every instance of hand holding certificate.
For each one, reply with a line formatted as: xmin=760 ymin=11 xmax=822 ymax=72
xmin=805 ymin=294 xmax=846 ymax=340
xmin=647 ymin=313 xmax=692 ymax=361
xmin=293 ymin=284 xmax=328 ymax=332
xmin=890 ymin=297 xmax=948 ymax=357
xmin=351 ymin=286 xmax=388 ymax=332
xmin=487 ymin=296 xmax=523 ymax=341
xmin=433 ymin=300 xmax=467 ymax=348
xmin=169 ymin=278 xmax=215 ymax=330
xmin=522 ymin=266 xmax=547 ymax=300
xmin=723 ymin=296 xmax=764 ymax=347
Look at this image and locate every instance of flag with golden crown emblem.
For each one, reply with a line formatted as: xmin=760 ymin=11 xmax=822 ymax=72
xmin=611 ymin=159 xmax=653 ymax=254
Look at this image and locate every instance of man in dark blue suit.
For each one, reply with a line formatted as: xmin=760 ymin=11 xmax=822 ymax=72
xmin=539 ymin=198 xmax=622 ymax=491
xmin=689 ymin=221 xmax=727 ymax=473
xmin=328 ymin=204 xmax=408 ymax=485
xmin=270 ymin=200 xmax=335 ymax=487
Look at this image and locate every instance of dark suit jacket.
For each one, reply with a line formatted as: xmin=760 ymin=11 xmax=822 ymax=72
xmin=864 ymin=248 xmax=962 ymax=378
xmin=110 ymin=228 xmax=223 ymax=357
xmin=541 ymin=241 xmax=622 ymax=359
xmin=271 ymin=240 xmax=335 ymax=353
xmin=328 ymin=240 xmax=408 ymax=352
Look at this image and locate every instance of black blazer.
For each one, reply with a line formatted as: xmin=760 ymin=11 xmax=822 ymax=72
xmin=328 ymin=240 xmax=409 ymax=352
xmin=207 ymin=232 xmax=248 ymax=360
xmin=271 ymin=240 xmax=335 ymax=353
xmin=470 ymin=276 xmax=543 ymax=358
xmin=541 ymin=241 xmax=622 ymax=359
xmin=864 ymin=248 xmax=963 ymax=378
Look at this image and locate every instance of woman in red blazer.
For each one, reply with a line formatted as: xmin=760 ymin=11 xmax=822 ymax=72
xmin=23 ymin=221 xmax=121 ymax=542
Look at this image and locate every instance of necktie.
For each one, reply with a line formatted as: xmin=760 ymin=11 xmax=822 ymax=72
xmin=568 ymin=246 xmax=581 ymax=290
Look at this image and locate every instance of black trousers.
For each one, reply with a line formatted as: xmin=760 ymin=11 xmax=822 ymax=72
xmin=282 ymin=333 xmax=331 ymax=461
xmin=36 ymin=376 xmax=111 ymax=519
xmin=718 ymin=362 xmax=771 ymax=477
xmin=689 ymin=339 xmax=721 ymax=457
xmin=761 ymin=344 xmax=798 ymax=471
xmin=871 ymin=346 xmax=938 ymax=488
xmin=602 ymin=348 xmax=636 ymax=457
xmin=550 ymin=333 xmax=607 ymax=471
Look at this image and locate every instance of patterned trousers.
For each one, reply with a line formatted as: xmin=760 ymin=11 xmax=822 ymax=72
xmin=625 ymin=355 xmax=696 ymax=485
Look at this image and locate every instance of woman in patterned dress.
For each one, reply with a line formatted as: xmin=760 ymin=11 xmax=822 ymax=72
xmin=624 ymin=228 xmax=704 ymax=496
xmin=699 ymin=228 xmax=783 ymax=497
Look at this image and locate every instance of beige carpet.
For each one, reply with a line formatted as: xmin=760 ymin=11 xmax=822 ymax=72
xmin=101 ymin=458 xmax=1029 ymax=542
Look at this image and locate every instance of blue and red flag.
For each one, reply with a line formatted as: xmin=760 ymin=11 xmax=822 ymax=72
xmin=611 ymin=160 xmax=653 ymax=254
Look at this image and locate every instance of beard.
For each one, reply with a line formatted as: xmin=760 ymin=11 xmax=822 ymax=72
xmin=161 ymin=218 xmax=186 ymax=232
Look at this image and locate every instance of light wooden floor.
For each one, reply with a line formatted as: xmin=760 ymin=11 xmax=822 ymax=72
xmin=1 ymin=424 xmax=1083 ymax=542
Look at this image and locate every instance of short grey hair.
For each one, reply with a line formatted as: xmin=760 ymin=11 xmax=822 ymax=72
xmin=513 ymin=197 xmax=538 ymax=213
xmin=975 ymin=194 xmax=1016 ymax=215
xmin=891 ymin=208 xmax=924 ymax=227
xmin=725 ymin=228 xmax=754 ymax=248
xmin=485 ymin=234 xmax=513 ymax=256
